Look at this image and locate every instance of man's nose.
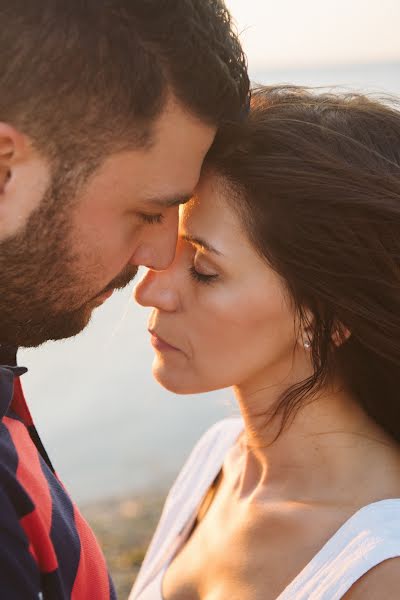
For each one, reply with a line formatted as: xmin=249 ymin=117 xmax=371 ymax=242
xmin=130 ymin=207 xmax=179 ymax=271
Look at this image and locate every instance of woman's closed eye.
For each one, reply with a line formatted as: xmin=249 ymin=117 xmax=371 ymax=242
xmin=189 ymin=265 xmax=219 ymax=284
xmin=189 ymin=254 xmax=219 ymax=284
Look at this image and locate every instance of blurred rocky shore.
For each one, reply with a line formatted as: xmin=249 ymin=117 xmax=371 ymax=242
xmin=82 ymin=491 xmax=165 ymax=598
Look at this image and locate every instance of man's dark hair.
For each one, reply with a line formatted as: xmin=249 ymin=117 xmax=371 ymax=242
xmin=0 ymin=0 xmax=249 ymax=169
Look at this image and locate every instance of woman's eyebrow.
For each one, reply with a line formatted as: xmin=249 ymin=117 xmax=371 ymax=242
xmin=181 ymin=234 xmax=223 ymax=256
xmin=146 ymin=193 xmax=193 ymax=208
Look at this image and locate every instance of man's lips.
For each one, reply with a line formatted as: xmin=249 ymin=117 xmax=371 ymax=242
xmin=98 ymin=289 xmax=114 ymax=299
xmin=148 ymin=329 xmax=180 ymax=352
xmin=91 ymin=266 xmax=139 ymax=304
xmin=89 ymin=288 xmax=115 ymax=306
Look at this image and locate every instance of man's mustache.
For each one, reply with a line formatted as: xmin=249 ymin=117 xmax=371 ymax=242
xmin=103 ymin=265 xmax=139 ymax=294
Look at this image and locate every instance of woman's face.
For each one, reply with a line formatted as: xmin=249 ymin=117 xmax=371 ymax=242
xmin=135 ymin=173 xmax=310 ymax=395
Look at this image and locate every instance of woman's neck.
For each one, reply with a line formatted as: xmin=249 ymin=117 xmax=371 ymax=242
xmin=230 ymin=379 xmax=395 ymax=505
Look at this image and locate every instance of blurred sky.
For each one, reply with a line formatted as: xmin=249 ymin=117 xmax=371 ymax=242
xmin=225 ymin=0 xmax=400 ymax=70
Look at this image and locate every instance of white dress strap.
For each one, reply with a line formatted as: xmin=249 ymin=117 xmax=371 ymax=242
xmin=278 ymin=499 xmax=400 ymax=599
xmin=130 ymin=417 xmax=244 ymax=599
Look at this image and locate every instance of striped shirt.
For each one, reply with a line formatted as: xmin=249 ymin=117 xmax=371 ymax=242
xmin=0 ymin=347 xmax=116 ymax=599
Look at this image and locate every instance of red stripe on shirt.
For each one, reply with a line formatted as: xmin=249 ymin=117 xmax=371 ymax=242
xmin=10 ymin=378 xmax=34 ymax=426
xmin=71 ymin=504 xmax=111 ymax=600
xmin=3 ymin=416 xmax=58 ymax=573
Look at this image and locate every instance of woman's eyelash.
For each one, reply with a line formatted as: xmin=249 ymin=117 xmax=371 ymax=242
xmin=140 ymin=213 xmax=164 ymax=225
xmin=189 ymin=265 xmax=218 ymax=284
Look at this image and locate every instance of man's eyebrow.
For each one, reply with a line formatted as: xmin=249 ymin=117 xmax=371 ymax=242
xmin=181 ymin=234 xmax=223 ymax=256
xmin=145 ymin=193 xmax=193 ymax=208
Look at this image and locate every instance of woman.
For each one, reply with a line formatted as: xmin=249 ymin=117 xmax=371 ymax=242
xmin=130 ymin=86 xmax=400 ymax=599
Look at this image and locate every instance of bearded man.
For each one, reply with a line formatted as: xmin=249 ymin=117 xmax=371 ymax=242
xmin=0 ymin=2 xmax=249 ymax=597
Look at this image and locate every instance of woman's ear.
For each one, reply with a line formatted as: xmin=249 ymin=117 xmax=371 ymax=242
xmin=298 ymin=307 xmax=314 ymax=350
xmin=331 ymin=321 xmax=351 ymax=347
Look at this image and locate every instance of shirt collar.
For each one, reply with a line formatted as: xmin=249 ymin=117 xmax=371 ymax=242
xmin=0 ymin=344 xmax=18 ymax=366
xmin=0 ymin=345 xmax=28 ymax=418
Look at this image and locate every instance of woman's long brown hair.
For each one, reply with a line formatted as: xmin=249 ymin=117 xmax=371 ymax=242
xmin=205 ymin=85 xmax=400 ymax=440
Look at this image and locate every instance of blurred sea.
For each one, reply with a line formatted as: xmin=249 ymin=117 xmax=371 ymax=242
xmin=20 ymin=61 xmax=400 ymax=504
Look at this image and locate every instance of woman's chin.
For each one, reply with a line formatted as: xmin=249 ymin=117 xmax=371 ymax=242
xmin=153 ymin=370 xmax=193 ymax=394
xmin=152 ymin=365 xmax=227 ymax=396
xmin=152 ymin=365 xmax=202 ymax=395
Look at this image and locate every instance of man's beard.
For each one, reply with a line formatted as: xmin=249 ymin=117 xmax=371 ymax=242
xmin=0 ymin=176 xmax=138 ymax=348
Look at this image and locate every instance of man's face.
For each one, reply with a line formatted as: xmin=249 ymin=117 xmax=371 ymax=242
xmin=0 ymin=99 xmax=215 ymax=347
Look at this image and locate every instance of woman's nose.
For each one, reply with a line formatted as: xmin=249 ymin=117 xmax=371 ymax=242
xmin=134 ymin=269 xmax=178 ymax=312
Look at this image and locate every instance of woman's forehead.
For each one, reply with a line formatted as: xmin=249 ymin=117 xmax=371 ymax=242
xmin=178 ymin=183 xmax=258 ymax=263
xmin=180 ymin=182 xmax=237 ymax=233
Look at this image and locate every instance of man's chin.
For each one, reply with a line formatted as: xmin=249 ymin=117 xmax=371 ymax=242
xmin=22 ymin=288 xmax=120 ymax=346
xmin=3 ymin=306 xmax=94 ymax=348
xmin=0 ymin=266 xmax=137 ymax=347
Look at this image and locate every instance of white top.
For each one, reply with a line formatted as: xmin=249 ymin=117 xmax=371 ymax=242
xmin=130 ymin=418 xmax=400 ymax=600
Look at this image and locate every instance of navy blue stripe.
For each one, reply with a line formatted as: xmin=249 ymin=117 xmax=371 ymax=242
xmin=109 ymin=572 xmax=117 ymax=600
xmin=40 ymin=569 xmax=65 ymax=599
xmin=41 ymin=459 xmax=81 ymax=598
xmin=0 ymin=367 xmax=16 ymax=417
xmin=0 ymin=422 xmax=34 ymax=518
xmin=0 ymin=485 xmax=41 ymax=599
xmin=6 ymin=409 xmax=24 ymax=424
xmin=0 ymin=365 xmax=28 ymax=418
xmin=0 ymin=421 xmax=18 ymax=472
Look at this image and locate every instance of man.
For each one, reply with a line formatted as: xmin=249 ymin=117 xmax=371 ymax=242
xmin=0 ymin=1 xmax=249 ymax=597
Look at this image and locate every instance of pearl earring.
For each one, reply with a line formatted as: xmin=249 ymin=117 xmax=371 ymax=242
xmin=303 ymin=339 xmax=312 ymax=349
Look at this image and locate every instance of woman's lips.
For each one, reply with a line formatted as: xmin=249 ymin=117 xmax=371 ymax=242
xmin=149 ymin=330 xmax=180 ymax=352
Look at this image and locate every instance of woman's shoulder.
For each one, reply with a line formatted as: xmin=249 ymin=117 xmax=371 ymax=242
xmin=342 ymin=557 xmax=400 ymax=600
xmin=288 ymin=499 xmax=400 ymax=600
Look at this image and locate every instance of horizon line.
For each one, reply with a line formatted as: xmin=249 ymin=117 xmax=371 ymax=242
xmin=249 ymin=58 xmax=400 ymax=74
